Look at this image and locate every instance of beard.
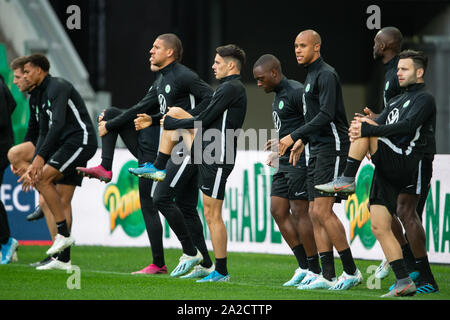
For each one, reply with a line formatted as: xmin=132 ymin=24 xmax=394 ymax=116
xmin=373 ymin=50 xmax=382 ymax=60
xmin=400 ymin=75 xmax=417 ymax=87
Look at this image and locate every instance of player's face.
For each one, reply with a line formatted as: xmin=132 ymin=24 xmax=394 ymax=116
xmin=373 ymin=32 xmax=383 ymax=60
xmin=13 ymin=68 xmax=32 ymax=92
xmin=253 ymin=66 xmax=275 ymax=93
xmin=212 ymin=54 xmax=229 ymax=80
xmin=397 ymin=58 xmax=420 ymax=87
xmin=294 ymin=33 xmax=318 ymax=65
xmin=149 ymin=38 xmax=171 ymax=71
xmin=23 ymin=63 xmax=41 ymax=87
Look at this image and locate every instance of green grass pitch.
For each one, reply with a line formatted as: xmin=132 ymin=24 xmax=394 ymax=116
xmin=0 ymin=245 xmax=448 ymax=300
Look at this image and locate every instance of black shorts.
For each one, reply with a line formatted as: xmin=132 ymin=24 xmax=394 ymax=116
xmin=369 ymin=139 xmax=421 ymax=215
xmin=198 ymin=163 xmax=233 ymax=200
xmin=271 ymin=157 xmax=308 ymax=200
xmin=399 ymin=154 xmax=433 ymax=219
xmin=307 ymin=153 xmax=347 ymax=202
xmin=48 ymin=143 xmax=97 ymax=187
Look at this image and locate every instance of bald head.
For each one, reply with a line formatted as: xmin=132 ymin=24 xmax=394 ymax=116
xmin=253 ymin=54 xmax=282 ymax=73
xmin=373 ymin=26 xmax=403 ymax=61
xmin=294 ymin=29 xmax=321 ymax=65
xmin=378 ymin=27 xmax=403 ymax=51
xmin=298 ymin=29 xmax=322 ymax=45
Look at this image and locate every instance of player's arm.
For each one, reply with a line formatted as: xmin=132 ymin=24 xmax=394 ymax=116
xmin=184 ymin=73 xmax=214 ymax=116
xmin=290 ymin=84 xmax=305 ymax=120
xmin=361 ymin=94 xmax=436 ymax=138
xmin=289 ymin=72 xmax=337 ymax=143
xmin=23 ymin=106 xmax=40 ymax=145
xmin=285 ymin=87 xmax=307 ymax=163
xmin=105 ymin=85 xmax=159 ymax=131
xmin=35 ymin=81 xmax=71 ymax=162
xmin=0 ymin=86 xmax=11 ymax=129
xmin=280 ymin=73 xmax=337 ymax=155
xmin=164 ymin=82 xmax=235 ymax=130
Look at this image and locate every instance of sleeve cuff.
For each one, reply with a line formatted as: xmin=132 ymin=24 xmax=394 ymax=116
xmin=360 ymin=122 xmax=373 ymax=137
xmin=290 ymin=131 xmax=308 ymax=144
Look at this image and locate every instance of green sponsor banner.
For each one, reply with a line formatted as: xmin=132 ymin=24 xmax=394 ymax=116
xmin=345 ymin=164 xmax=377 ymax=249
xmin=103 ymin=160 xmax=145 ymax=238
xmin=425 ymin=180 xmax=450 ymax=253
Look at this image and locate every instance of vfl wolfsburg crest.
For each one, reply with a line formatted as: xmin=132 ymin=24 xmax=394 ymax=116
xmin=403 ymin=100 xmax=410 ymax=108
xmin=305 ymin=83 xmax=310 ymax=92
xmin=103 ymin=160 xmax=145 ymax=237
xmin=165 ymin=84 xmax=171 ymax=94
xmin=385 ymin=81 xmax=390 ymax=91
xmin=278 ymin=100 xmax=284 ymax=110
xmin=345 ymin=164 xmax=377 ymax=249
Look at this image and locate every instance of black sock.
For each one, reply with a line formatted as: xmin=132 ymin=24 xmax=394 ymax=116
xmin=390 ymin=259 xmax=409 ymax=280
xmin=319 ymin=251 xmax=336 ymax=281
xmin=415 ymin=256 xmax=435 ymax=283
xmin=307 ymin=254 xmax=321 ymax=274
xmin=153 ymin=152 xmax=170 ymax=170
xmin=0 ymin=236 xmax=8 ymax=245
xmin=200 ymin=259 xmax=213 ymax=269
xmin=153 ymin=261 xmax=165 ymax=268
xmin=56 ymin=220 xmax=70 ymax=237
xmin=338 ymin=248 xmax=357 ymax=275
xmin=401 ymin=243 xmax=417 ymax=273
xmin=292 ymin=244 xmax=308 ymax=270
xmin=181 ymin=240 xmax=197 ymax=257
xmin=215 ymin=257 xmax=228 ymax=276
xmin=101 ymin=158 xmax=113 ymax=171
xmin=343 ymin=157 xmax=361 ymax=178
xmin=57 ymin=247 xmax=71 ymax=263
xmin=196 ymin=245 xmax=213 ymax=269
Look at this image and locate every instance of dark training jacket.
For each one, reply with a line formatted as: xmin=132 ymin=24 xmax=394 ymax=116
xmin=0 ymin=75 xmax=16 ymax=153
xmin=28 ymin=74 xmax=97 ymax=161
xmin=362 ymin=83 xmax=436 ymax=157
xmin=289 ymin=57 xmax=349 ymax=156
xmin=105 ymin=61 xmax=213 ymax=159
xmin=164 ymin=74 xmax=247 ymax=166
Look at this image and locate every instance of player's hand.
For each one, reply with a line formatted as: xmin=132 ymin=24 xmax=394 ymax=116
xmin=20 ymin=174 xmax=34 ymax=192
xmin=266 ymin=152 xmax=279 ymax=168
xmin=29 ymin=155 xmax=44 ymax=183
xmin=264 ymin=138 xmax=279 ymax=152
xmin=160 ymin=114 xmax=166 ymax=126
xmin=349 ymin=119 xmax=362 ymax=142
xmin=20 ymin=171 xmax=34 ymax=192
xmin=278 ymin=135 xmax=294 ymax=157
xmin=98 ymin=121 xmax=108 ymax=137
xmin=359 ymin=116 xmax=378 ymax=126
xmin=289 ymin=139 xmax=304 ymax=166
xmin=17 ymin=164 xmax=33 ymax=191
xmin=354 ymin=112 xmax=365 ymax=119
xmin=363 ymin=107 xmax=378 ymax=120
xmin=10 ymin=164 xmax=25 ymax=177
xmin=98 ymin=109 xmax=106 ymax=123
xmin=134 ymin=113 xmax=152 ymax=131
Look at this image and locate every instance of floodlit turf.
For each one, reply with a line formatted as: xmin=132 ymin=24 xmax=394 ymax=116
xmin=0 ymin=245 xmax=448 ymax=300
